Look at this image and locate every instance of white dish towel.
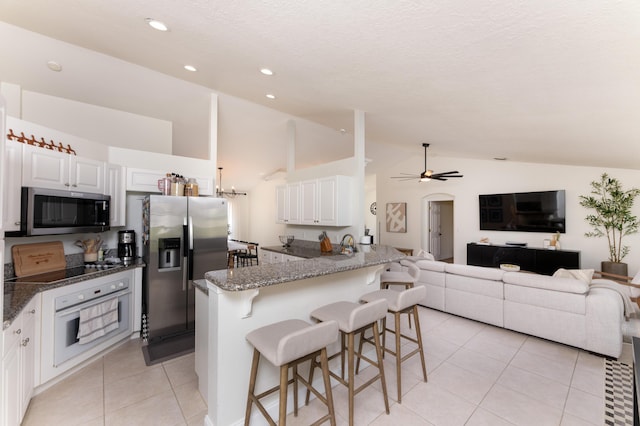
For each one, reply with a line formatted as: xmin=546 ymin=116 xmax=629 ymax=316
xmin=77 ymin=297 xmax=119 ymax=344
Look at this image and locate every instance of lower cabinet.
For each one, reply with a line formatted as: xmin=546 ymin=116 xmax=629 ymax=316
xmin=261 ymin=250 xmax=304 ymax=264
xmin=2 ymin=295 xmax=41 ymax=426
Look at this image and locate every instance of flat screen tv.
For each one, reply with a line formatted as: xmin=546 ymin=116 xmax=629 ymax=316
xmin=479 ymin=190 xmax=566 ymax=233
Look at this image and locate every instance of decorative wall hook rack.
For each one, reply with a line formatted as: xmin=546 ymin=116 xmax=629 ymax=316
xmin=7 ymin=128 xmax=77 ymax=155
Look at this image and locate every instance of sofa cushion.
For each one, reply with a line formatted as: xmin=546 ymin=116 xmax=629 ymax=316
xmin=504 ymin=284 xmax=586 ymax=314
xmin=553 ymin=268 xmax=594 ymax=284
xmin=445 ymin=263 xmax=504 ymax=281
xmin=503 ymin=271 xmax=589 ymax=294
xmin=414 ymin=259 xmax=447 ymax=272
xmin=419 ymin=269 xmax=446 ymax=288
xmin=446 ymin=273 xmax=503 ymax=298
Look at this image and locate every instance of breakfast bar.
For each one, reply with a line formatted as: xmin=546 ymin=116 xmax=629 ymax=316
xmin=196 ymin=245 xmax=404 ymax=426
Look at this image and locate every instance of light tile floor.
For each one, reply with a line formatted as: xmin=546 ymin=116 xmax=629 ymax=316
xmin=23 ymin=307 xmax=632 ymax=426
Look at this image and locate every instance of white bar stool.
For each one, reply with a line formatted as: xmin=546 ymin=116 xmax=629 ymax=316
xmin=380 ymin=260 xmax=420 ymax=290
xmin=245 ymin=319 xmax=339 ymax=426
xmin=307 ymin=299 xmax=390 ymax=426
xmin=380 ymin=260 xmax=420 ymax=328
xmin=359 ymin=286 xmax=427 ymax=403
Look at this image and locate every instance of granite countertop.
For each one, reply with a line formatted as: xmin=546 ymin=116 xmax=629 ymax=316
xmin=3 ymin=259 xmax=145 ymax=329
xmin=205 ymin=244 xmax=405 ymax=292
xmin=261 ymin=244 xmax=343 ymax=258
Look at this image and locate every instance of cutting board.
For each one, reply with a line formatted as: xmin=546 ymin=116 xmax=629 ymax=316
xmin=12 ymin=241 xmax=66 ymax=277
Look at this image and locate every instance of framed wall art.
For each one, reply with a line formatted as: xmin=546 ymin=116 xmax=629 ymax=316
xmin=386 ymin=202 xmax=407 ymax=233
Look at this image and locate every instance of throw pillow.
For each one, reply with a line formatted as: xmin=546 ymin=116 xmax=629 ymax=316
xmin=553 ymin=268 xmax=594 ymax=284
xmin=416 ymin=249 xmax=435 ymax=261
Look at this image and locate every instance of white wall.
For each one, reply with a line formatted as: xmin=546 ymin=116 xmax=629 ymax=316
xmin=377 ymin=154 xmax=640 ymax=275
xmin=21 ymin=91 xmax=173 ymax=154
xmin=364 ymin=174 xmax=377 ymax=239
xmin=247 ymin=178 xmax=289 ymax=248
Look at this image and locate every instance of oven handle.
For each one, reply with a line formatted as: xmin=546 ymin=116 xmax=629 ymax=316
xmin=55 ymin=288 xmax=131 ymax=318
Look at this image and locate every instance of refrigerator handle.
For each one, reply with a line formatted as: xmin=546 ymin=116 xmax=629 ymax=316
xmin=182 ymin=219 xmax=189 ymax=257
xmin=188 ymin=216 xmax=194 ymax=281
xmin=182 ymin=220 xmax=189 ymax=291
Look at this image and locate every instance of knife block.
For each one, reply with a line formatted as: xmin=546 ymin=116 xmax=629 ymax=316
xmin=320 ymin=236 xmax=333 ymax=253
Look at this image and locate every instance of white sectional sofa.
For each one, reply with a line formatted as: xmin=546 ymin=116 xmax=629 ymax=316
xmin=405 ymin=259 xmax=626 ymax=358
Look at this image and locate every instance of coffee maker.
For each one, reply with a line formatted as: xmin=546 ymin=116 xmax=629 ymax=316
xmin=118 ymin=230 xmax=136 ymax=265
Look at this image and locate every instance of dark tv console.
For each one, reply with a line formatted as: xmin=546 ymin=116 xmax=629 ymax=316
xmin=467 ymin=243 xmax=580 ymax=276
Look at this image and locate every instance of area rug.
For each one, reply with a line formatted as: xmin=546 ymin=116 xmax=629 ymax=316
xmin=605 ymin=359 xmax=634 ymax=425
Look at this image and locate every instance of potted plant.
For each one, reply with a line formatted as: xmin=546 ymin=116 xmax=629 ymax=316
xmin=579 ymin=173 xmax=640 ymax=276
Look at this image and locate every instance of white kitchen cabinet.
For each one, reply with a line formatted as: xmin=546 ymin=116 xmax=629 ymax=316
xmin=1 ymin=341 xmax=19 ymax=426
xmin=105 ymin=163 xmax=126 ymax=227
xmin=276 ymin=183 xmax=300 ymax=224
xmin=3 ymin=140 xmax=23 ymax=233
xmin=283 ymin=254 xmax=303 ymax=262
xmin=300 ymin=176 xmax=353 ymax=226
xmin=22 ymin=144 xmax=105 ymax=193
xmin=2 ymin=295 xmax=40 ymax=426
xmin=126 ymin=167 xmax=214 ymax=196
xmin=261 ymin=250 xmax=303 ymax=264
xmin=126 ymin=167 xmax=164 ymax=192
xmin=195 ymin=287 xmax=208 ymax=401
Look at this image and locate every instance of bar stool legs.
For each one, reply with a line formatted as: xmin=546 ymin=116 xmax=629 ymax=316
xmin=359 ymin=286 xmax=428 ymax=403
xmin=245 ymin=319 xmax=338 ymax=425
xmin=307 ymin=299 xmax=390 ymax=426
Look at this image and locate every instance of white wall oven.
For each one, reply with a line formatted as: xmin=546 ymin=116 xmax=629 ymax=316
xmin=40 ymin=270 xmax=134 ymax=385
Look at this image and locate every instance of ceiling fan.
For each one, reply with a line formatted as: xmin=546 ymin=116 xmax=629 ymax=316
xmin=391 ymin=143 xmax=463 ymax=182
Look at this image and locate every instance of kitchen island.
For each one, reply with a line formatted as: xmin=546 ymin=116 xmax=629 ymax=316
xmin=196 ymin=244 xmax=404 ymax=426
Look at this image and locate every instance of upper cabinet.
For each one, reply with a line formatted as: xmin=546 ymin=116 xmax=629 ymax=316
xmin=22 ymin=144 xmax=105 ymax=193
xmin=105 ymin=164 xmax=126 ymax=227
xmin=125 ymin=167 xmax=214 ymax=196
xmin=276 ymin=182 xmax=300 ymax=224
xmin=3 ymin=140 xmax=23 ymax=233
xmin=279 ymin=175 xmax=352 ymax=227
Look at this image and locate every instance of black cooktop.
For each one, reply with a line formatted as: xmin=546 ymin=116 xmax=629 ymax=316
xmin=6 ymin=264 xmax=123 ymax=284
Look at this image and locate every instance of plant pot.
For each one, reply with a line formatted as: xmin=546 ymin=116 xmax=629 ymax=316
xmin=601 ymin=261 xmax=628 ymax=277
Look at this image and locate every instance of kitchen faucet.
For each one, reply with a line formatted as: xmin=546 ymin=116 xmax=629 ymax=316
xmin=340 ymin=234 xmax=357 ymax=253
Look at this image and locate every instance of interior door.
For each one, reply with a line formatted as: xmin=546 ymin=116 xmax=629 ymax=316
xmin=429 ymin=202 xmax=442 ymax=259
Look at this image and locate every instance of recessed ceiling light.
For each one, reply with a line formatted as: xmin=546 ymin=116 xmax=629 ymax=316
xmin=184 ymin=65 xmax=197 ymax=72
xmin=266 ymin=94 xmax=276 ymax=99
xmin=145 ymin=18 xmax=168 ymax=31
xmin=260 ymin=68 xmax=274 ymax=76
xmin=47 ymin=61 xmax=62 ymax=72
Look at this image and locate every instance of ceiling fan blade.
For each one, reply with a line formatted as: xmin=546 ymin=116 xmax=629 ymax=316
xmin=431 ymin=171 xmax=463 ymax=179
xmin=391 ymin=176 xmax=420 ymax=181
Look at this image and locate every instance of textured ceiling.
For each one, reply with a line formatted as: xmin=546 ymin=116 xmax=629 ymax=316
xmin=1 ymin=1 xmax=639 ymax=189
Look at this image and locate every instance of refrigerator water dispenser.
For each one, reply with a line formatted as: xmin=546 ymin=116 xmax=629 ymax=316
xmin=158 ymin=238 xmax=181 ymax=269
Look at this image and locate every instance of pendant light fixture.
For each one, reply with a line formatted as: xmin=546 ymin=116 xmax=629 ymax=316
xmin=216 ymin=167 xmax=247 ymax=198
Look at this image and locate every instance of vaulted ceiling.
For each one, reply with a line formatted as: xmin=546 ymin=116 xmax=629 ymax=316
xmin=1 ymin=1 xmax=639 ymax=190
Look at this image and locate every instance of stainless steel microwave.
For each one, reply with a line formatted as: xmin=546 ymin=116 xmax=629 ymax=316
xmin=11 ymin=187 xmax=110 ymax=236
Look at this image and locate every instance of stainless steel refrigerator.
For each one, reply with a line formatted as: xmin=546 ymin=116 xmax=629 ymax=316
xmin=141 ymin=195 xmax=227 ymax=347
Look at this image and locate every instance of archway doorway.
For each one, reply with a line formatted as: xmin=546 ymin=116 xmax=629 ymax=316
xmin=422 ymin=194 xmax=455 ymax=262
